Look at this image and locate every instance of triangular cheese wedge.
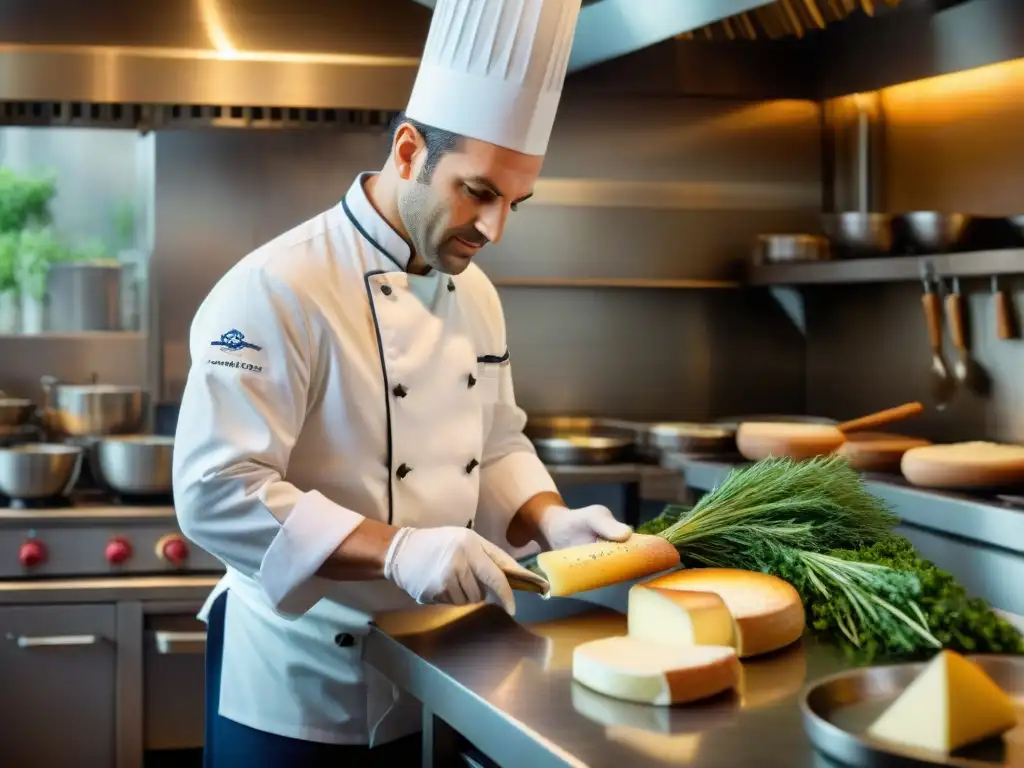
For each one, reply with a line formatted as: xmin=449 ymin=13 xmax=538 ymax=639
xmin=867 ymin=650 xmax=1018 ymax=754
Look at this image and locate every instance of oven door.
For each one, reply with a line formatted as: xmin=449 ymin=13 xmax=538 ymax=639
xmin=144 ymin=606 xmax=207 ymax=756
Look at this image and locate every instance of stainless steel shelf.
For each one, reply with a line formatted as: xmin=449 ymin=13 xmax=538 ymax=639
xmin=747 ymin=248 xmax=1024 ymax=286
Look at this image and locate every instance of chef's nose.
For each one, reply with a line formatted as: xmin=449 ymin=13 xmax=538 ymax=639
xmin=475 ymin=205 xmax=508 ymax=245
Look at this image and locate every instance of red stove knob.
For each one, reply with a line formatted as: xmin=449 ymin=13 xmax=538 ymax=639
xmin=105 ymin=537 xmax=133 ymax=565
xmin=156 ymin=534 xmax=189 ymax=566
xmin=19 ymin=539 xmax=47 ymax=568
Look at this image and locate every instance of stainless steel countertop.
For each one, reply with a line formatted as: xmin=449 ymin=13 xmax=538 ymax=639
xmin=366 ymin=592 xmax=852 ymax=768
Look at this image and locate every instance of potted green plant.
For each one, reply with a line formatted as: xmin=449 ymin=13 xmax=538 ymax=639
xmin=0 ymin=232 xmax=18 ymax=332
xmin=17 ymin=227 xmax=69 ymax=333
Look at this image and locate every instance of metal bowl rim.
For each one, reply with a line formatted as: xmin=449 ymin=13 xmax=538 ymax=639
xmin=53 ymin=385 xmax=145 ymax=395
xmin=647 ymin=422 xmax=736 ymax=438
xmin=532 ymin=435 xmax=633 ymax=449
xmin=0 ymin=443 xmax=84 ymax=456
xmin=800 ymin=654 xmax=1024 ymax=768
xmin=98 ymin=435 xmax=174 ymax=446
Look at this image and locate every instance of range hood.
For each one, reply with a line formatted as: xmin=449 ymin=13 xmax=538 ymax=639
xmin=0 ymin=0 xmax=910 ymax=130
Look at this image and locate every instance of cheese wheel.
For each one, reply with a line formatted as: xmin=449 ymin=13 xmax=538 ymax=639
xmin=572 ymin=636 xmax=740 ymax=706
xmin=867 ymin=650 xmax=1018 ymax=754
xmin=836 ymin=432 xmax=931 ymax=472
xmin=535 ymin=534 xmax=681 ymax=597
xmin=736 ymin=422 xmax=844 ymax=462
xmin=644 ymin=569 xmax=805 ymax=658
xmin=901 ymin=442 xmax=1024 ymax=489
xmin=628 ymin=587 xmax=735 ymax=648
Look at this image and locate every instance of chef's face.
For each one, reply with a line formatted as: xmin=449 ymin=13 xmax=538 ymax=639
xmin=394 ymin=124 xmax=543 ymax=275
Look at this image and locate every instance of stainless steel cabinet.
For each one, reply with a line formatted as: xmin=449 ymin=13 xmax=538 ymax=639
xmin=144 ymin=612 xmax=207 ymax=751
xmin=0 ymin=604 xmax=118 ymax=768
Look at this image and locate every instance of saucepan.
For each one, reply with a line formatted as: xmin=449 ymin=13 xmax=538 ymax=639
xmin=736 ymin=402 xmax=925 ymax=462
xmin=822 ymin=212 xmax=894 ymax=258
xmin=40 ymin=375 xmax=148 ymax=436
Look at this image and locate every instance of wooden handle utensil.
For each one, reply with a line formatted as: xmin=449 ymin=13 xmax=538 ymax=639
xmin=837 ymin=402 xmax=924 ymax=434
xmin=993 ymin=276 xmax=1016 ymax=340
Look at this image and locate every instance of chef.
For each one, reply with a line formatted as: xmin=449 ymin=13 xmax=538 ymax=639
xmin=172 ymin=0 xmax=632 ymax=764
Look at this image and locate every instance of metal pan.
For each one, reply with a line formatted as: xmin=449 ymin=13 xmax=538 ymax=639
xmin=801 ymin=654 xmax=1024 ymax=767
xmin=640 ymin=422 xmax=738 ymax=458
xmin=713 ymin=414 xmax=838 ymax=430
xmin=531 ymin=435 xmax=634 ymax=466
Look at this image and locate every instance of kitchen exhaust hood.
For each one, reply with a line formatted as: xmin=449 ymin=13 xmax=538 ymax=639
xmin=0 ymin=0 xmax=920 ymax=130
xmin=0 ymin=0 xmax=433 ymax=129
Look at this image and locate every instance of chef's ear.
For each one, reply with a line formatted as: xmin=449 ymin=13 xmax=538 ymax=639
xmin=392 ymin=122 xmax=426 ymax=181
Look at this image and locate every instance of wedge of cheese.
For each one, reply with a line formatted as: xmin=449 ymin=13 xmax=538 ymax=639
xmin=535 ymin=534 xmax=681 ymax=597
xmin=572 ymin=636 xmax=739 ymax=706
xmin=867 ymin=650 xmax=1018 ymax=754
xmin=643 ymin=569 xmax=805 ymax=658
xmin=628 ymin=587 xmax=735 ymax=648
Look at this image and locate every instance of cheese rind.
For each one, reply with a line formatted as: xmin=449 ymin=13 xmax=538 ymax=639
xmin=901 ymin=442 xmax=1024 ymax=489
xmin=536 ymin=534 xmax=681 ymax=597
xmin=867 ymin=650 xmax=1018 ymax=754
xmin=628 ymin=587 xmax=735 ymax=648
xmin=643 ymin=568 xmax=805 ymax=658
xmin=572 ymin=636 xmax=740 ymax=705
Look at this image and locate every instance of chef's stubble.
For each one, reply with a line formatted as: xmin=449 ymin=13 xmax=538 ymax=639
xmin=397 ymin=179 xmax=465 ymax=275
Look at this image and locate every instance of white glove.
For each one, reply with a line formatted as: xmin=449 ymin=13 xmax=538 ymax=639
xmin=536 ymin=504 xmax=633 ymax=551
xmin=383 ymin=526 xmax=540 ymax=616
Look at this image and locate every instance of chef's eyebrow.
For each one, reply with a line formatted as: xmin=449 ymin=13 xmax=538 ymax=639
xmin=466 ymin=176 xmax=534 ymax=205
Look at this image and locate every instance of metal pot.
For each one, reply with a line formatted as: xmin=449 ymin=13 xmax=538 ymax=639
xmin=0 ymin=444 xmax=83 ymax=500
xmin=897 ymin=211 xmax=971 ymax=253
xmin=0 ymin=390 xmax=34 ymax=427
xmin=41 ymin=375 xmax=148 ymax=436
xmin=94 ymin=435 xmax=173 ymax=495
xmin=753 ymin=235 xmax=831 ymax=266
xmin=822 ymin=212 xmax=894 ymax=257
xmin=47 ymin=261 xmax=124 ymax=332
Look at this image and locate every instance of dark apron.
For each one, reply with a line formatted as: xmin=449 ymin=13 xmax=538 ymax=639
xmin=204 ymin=591 xmax=421 ymax=767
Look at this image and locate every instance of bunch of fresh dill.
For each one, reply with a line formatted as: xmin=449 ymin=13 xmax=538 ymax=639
xmin=646 ymin=455 xmax=1022 ymax=661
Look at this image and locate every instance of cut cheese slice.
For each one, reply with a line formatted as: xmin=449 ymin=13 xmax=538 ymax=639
xmin=901 ymin=442 xmax=1024 ymax=489
xmin=736 ymin=422 xmax=844 ymax=462
xmin=643 ymin=568 xmax=805 ymax=658
xmin=628 ymin=587 xmax=735 ymax=648
xmin=535 ymin=534 xmax=681 ymax=597
xmin=572 ymin=636 xmax=739 ymax=706
xmin=867 ymin=650 xmax=1018 ymax=754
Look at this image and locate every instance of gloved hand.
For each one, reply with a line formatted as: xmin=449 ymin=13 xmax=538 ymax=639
xmin=535 ymin=504 xmax=633 ymax=551
xmin=383 ymin=526 xmax=542 ymax=616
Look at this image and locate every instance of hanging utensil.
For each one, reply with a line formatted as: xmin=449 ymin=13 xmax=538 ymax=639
xmin=921 ymin=273 xmax=956 ymax=409
xmin=992 ymin=275 xmax=1017 ymax=340
xmin=944 ymin=277 xmax=991 ymax=397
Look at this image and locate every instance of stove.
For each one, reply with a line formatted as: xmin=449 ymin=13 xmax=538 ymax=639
xmin=0 ymin=493 xmax=224 ymax=580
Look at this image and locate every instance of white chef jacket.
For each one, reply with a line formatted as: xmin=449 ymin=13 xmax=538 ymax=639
xmin=172 ymin=172 xmax=558 ymax=745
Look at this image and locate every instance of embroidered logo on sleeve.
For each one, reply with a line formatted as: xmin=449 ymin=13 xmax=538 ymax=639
xmin=211 ymin=329 xmax=262 ymax=353
xmin=207 ymin=329 xmax=264 ymax=373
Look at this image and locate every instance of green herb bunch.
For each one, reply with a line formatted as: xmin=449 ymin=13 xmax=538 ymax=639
xmin=641 ymin=455 xmax=1023 ymax=662
xmin=822 ymin=536 xmax=1024 ymax=661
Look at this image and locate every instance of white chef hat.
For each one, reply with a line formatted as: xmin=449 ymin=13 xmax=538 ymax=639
xmin=405 ymin=0 xmax=582 ymax=157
